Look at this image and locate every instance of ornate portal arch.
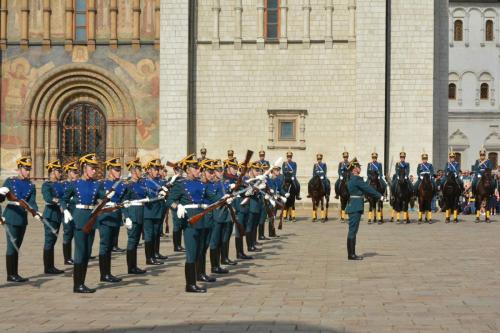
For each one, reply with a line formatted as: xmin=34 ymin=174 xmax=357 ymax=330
xmin=22 ymin=63 xmax=138 ymax=178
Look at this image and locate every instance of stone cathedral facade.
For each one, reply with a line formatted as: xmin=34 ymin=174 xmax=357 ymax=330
xmin=160 ymin=0 xmax=449 ymax=184
xmin=0 ymin=0 xmax=160 ymax=179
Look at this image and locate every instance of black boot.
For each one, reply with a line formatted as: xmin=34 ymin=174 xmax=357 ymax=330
xmin=63 ymin=243 xmax=74 ymax=265
xmin=127 ymin=249 xmax=146 ymax=274
xmin=348 ymin=238 xmax=363 ymax=260
xmin=112 ymin=246 xmax=125 ymax=253
xmin=154 ymin=234 xmax=168 ymax=260
xmin=247 ymin=231 xmax=261 ymax=252
xmin=73 ymin=263 xmax=96 ymax=293
xmin=145 ymin=241 xmax=163 ymax=265
xmin=221 ymin=241 xmax=237 ymax=265
xmin=258 ymin=224 xmax=269 ymax=240
xmin=210 ymin=248 xmax=228 ymax=274
xmin=100 ymin=252 xmax=121 ymax=283
xmin=8 ymin=253 xmax=28 ymax=282
xmin=44 ymin=249 xmax=64 ymax=274
xmin=197 ymin=254 xmax=216 ymax=282
xmin=268 ymin=221 xmax=278 ymax=237
xmin=236 ymin=237 xmax=253 ymax=260
xmin=185 ymin=263 xmax=206 ymax=293
xmin=173 ymin=231 xmax=185 ymax=252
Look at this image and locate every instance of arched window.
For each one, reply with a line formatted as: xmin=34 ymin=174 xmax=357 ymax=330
xmin=74 ymin=0 xmax=87 ymax=43
xmin=481 ymin=83 xmax=489 ymax=100
xmin=265 ymin=0 xmax=280 ymax=40
xmin=449 ymin=83 xmax=457 ymax=100
xmin=486 ymin=20 xmax=494 ymax=41
xmin=454 ymin=20 xmax=463 ymax=41
xmin=488 ymin=152 xmax=498 ymax=169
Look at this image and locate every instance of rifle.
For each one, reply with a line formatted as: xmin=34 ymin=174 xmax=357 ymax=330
xmin=188 ymin=150 xmax=253 ymax=225
xmin=6 ymin=192 xmax=58 ymax=236
xmin=82 ymin=179 xmax=122 ymax=234
xmin=226 ymin=203 xmax=246 ymax=236
xmin=278 ymin=207 xmax=284 ymax=230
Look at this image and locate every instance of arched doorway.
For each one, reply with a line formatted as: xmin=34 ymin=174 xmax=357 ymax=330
xmin=59 ymin=103 xmax=106 ymax=172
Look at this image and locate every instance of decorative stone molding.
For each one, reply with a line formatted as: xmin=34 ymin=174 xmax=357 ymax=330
xmin=267 ymin=109 xmax=308 ymax=150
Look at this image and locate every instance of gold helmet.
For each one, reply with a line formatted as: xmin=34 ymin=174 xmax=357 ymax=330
xmin=223 ymin=158 xmax=238 ymax=169
xmin=179 ymin=154 xmax=198 ymax=170
xmin=105 ymin=157 xmax=122 ymax=169
xmin=63 ymin=161 xmax=78 ymax=172
xmin=126 ymin=158 xmax=142 ymax=170
xmin=421 ymin=153 xmax=428 ymax=160
xmin=200 ymin=159 xmax=216 ymax=171
xmin=145 ymin=158 xmax=162 ymax=169
xmin=16 ymin=156 xmax=32 ymax=169
xmin=46 ymin=160 xmax=62 ymax=172
xmin=79 ymin=153 xmax=98 ymax=166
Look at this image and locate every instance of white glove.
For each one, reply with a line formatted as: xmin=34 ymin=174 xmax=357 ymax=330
xmin=257 ymin=182 xmax=266 ymax=190
xmin=478 ymin=175 xmax=482 ymax=178
xmin=419 ymin=176 xmax=423 ymax=180
xmin=34 ymin=213 xmax=42 ymax=221
xmin=285 ymin=193 xmax=290 ymax=198
xmin=168 ymin=175 xmax=178 ymax=185
xmin=106 ymin=190 xmax=115 ymax=199
xmin=240 ymin=197 xmax=249 ymax=205
xmin=405 ymin=176 xmax=408 ymax=180
xmin=161 ymin=186 xmax=169 ymax=192
xmin=0 ymin=187 xmax=10 ymax=195
xmin=158 ymin=190 xmax=167 ymax=199
xmin=279 ymin=195 xmax=287 ymax=203
xmin=256 ymin=175 xmax=266 ymax=181
xmin=177 ymin=204 xmax=187 ymax=219
xmin=340 ymin=176 xmax=344 ymax=180
xmin=52 ymin=198 xmax=60 ymax=204
xmin=320 ymin=176 xmax=324 ymax=180
xmin=264 ymin=194 xmax=270 ymax=200
xmin=123 ymin=201 xmax=131 ymax=208
xmin=124 ymin=217 xmax=133 ymax=230
xmin=291 ymin=177 xmax=295 ymax=181
xmin=229 ymin=183 xmax=236 ymax=190
xmin=64 ymin=209 xmax=73 ymax=224
xmin=244 ymin=188 xmax=253 ymax=196
xmin=269 ymin=189 xmax=275 ymax=194
xmin=380 ymin=196 xmax=385 ymax=202
xmin=226 ymin=197 xmax=234 ymax=204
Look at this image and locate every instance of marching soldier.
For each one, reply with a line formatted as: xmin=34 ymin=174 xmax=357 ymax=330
xmin=334 ymin=151 xmax=350 ymax=199
xmin=312 ymin=153 xmax=330 ymax=198
xmin=257 ymin=163 xmax=271 ymax=241
xmin=221 ymin=158 xmax=240 ymax=264
xmin=246 ymin=162 xmax=264 ymax=253
xmin=472 ymin=148 xmax=493 ymax=195
xmin=268 ymin=165 xmax=287 ymax=237
xmin=234 ymin=160 xmax=253 ymax=260
xmin=62 ymin=161 xmax=79 ymax=265
xmin=391 ymin=151 xmax=411 ymax=195
xmin=41 ymin=160 xmax=65 ymax=274
xmin=345 ymin=158 xmax=383 ymax=260
xmin=143 ymin=158 xmax=168 ymax=266
xmin=366 ymin=152 xmax=387 ymax=190
xmin=123 ymin=158 xmax=147 ymax=274
xmin=61 ymin=153 xmax=110 ymax=293
xmin=414 ymin=153 xmax=436 ymax=193
xmin=282 ymin=151 xmax=302 ymax=200
xmin=170 ymin=162 xmax=185 ymax=252
xmin=166 ymin=154 xmax=219 ymax=293
xmin=97 ymin=158 xmax=128 ymax=283
xmin=2 ymin=156 xmax=41 ymax=282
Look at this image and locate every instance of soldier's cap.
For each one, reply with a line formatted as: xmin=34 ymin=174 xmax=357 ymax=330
xmin=105 ymin=157 xmax=122 ymax=169
xmin=342 ymin=151 xmax=349 ymax=158
xmin=63 ymin=161 xmax=78 ymax=172
xmin=448 ymin=152 xmax=456 ymax=158
xmin=200 ymin=159 xmax=217 ymax=171
xmin=46 ymin=160 xmax=62 ymax=172
xmin=371 ymin=152 xmax=378 ymax=158
xmin=227 ymin=149 xmax=234 ymax=157
xmin=348 ymin=157 xmax=361 ymax=171
xmin=126 ymin=158 xmax=142 ymax=170
xmin=200 ymin=148 xmax=207 ymax=154
xmin=400 ymin=151 xmax=406 ymax=158
xmin=16 ymin=156 xmax=32 ymax=169
xmin=251 ymin=161 xmax=264 ymax=170
xmin=79 ymin=153 xmax=98 ymax=166
xmin=238 ymin=161 xmax=250 ymax=170
xmin=145 ymin=158 xmax=162 ymax=169
xmin=214 ymin=159 xmax=224 ymax=170
xmin=317 ymin=153 xmax=323 ymax=160
xmin=179 ymin=154 xmax=198 ymax=170
xmin=259 ymin=150 xmax=265 ymax=156
xmin=421 ymin=153 xmax=429 ymax=159
xmin=480 ymin=148 xmax=486 ymax=155
xmin=223 ymin=158 xmax=238 ymax=168
xmin=286 ymin=151 xmax=293 ymax=157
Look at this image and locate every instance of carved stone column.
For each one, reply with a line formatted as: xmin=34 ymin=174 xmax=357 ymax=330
xmin=132 ymin=0 xmax=141 ymax=49
xmin=65 ymin=0 xmax=73 ymax=51
xmin=279 ymin=0 xmax=288 ymax=49
xmin=348 ymin=0 xmax=356 ymax=42
xmin=235 ymin=0 xmax=242 ymax=49
xmin=0 ymin=0 xmax=8 ymax=50
xmin=464 ymin=12 xmax=470 ymax=47
xmin=88 ymin=0 xmax=96 ymax=51
xmin=110 ymin=0 xmax=118 ymax=49
xmin=212 ymin=0 xmax=220 ymax=49
xmin=302 ymin=0 xmax=311 ymax=48
xmin=325 ymin=0 xmax=334 ymax=49
xmin=154 ymin=0 xmax=160 ymax=49
xmin=20 ymin=0 xmax=29 ymax=49
xmin=43 ymin=0 xmax=51 ymax=49
xmin=257 ymin=0 xmax=265 ymax=49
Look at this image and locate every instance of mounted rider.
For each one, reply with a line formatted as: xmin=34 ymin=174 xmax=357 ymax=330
xmin=311 ymin=153 xmax=330 ymax=198
xmin=391 ymin=151 xmax=411 ymax=195
xmin=472 ymin=148 xmax=493 ymax=195
xmin=334 ymin=151 xmax=350 ymax=199
xmin=441 ymin=150 xmax=464 ymax=192
xmin=414 ymin=153 xmax=436 ymax=193
xmin=282 ymin=151 xmax=302 ymax=200
xmin=366 ymin=151 xmax=387 ymax=190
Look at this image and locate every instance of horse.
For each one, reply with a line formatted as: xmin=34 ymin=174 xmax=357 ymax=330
xmin=338 ymin=170 xmax=350 ymax=223
xmin=390 ymin=167 xmax=412 ymax=224
xmin=475 ymin=168 xmax=495 ymax=222
xmin=282 ymin=174 xmax=298 ymax=222
xmin=366 ymin=172 xmax=385 ymax=224
xmin=417 ymin=173 xmax=435 ymax=224
xmin=308 ymin=175 xmax=329 ymax=223
xmin=442 ymin=171 xmax=461 ymax=223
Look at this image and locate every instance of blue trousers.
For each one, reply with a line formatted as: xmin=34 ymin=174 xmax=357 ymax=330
xmin=44 ymin=219 xmax=61 ymax=250
xmin=347 ymin=212 xmax=361 ymax=240
xmin=5 ymin=224 xmax=26 ymax=255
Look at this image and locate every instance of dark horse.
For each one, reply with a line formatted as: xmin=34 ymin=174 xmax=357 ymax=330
xmin=338 ymin=170 xmax=350 ymax=223
xmin=283 ymin=174 xmax=298 ymax=222
xmin=417 ymin=173 xmax=435 ymax=224
xmin=442 ymin=171 xmax=461 ymax=223
xmin=475 ymin=168 xmax=495 ymax=222
xmin=308 ymin=175 xmax=329 ymax=223
xmin=366 ymin=172 xmax=385 ymax=224
xmin=390 ymin=167 xmax=412 ymax=224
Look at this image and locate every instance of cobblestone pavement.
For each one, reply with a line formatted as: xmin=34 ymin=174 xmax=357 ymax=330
xmin=0 ymin=210 xmax=499 ymax=333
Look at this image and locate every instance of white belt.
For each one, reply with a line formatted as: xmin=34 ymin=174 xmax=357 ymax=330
xmin=183 ymin=204 xmax=208 ymax=209
xmin=75 ymin=204 xmax=96 ymax=210
xmin=104 ymin=202 xmax=116 ymax=208
xmin=128 ymin=202 xmax=143 ymax=207
xmin=350 ymin=196 xmax=363 ymax=199
xmin=7 ymin=202 xmax=20 ymax=206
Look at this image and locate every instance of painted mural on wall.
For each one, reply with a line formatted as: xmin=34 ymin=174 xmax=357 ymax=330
xmin=1 ymin=45 xmax=159 ymax=173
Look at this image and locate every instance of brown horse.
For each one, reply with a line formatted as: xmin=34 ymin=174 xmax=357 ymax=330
xmin=475 ymin=168 xmax=495 ymax=222
xmin=442 ymin=171 xmax=461 ymax=223
xmin=308 ymin=175 xmax=329 ymax=223
xmin=367 ymin=172 xmax=385 ymax=224
xmin=417 ymin=173 xmax=435 ymax=224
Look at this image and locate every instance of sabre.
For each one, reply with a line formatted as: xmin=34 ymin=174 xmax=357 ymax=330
xmin=1 ymin=218 xmax=19 ymax=253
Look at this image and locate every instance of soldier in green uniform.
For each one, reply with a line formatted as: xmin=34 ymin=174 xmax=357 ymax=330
xmin=221 ymin=158 xmax=239 ymax=264
xmin=170 ymin=161 xmax=185 ymax=252
xmin=345 ymin=158 xmax=383 ymax=260
xmin=246 ymin=162 xmax=264 ymax=253
xmin=61 ymin=161 xmax=79 ymax=265
xmin=41 ymin=160 xmax=65 ymax=274
xmin=2 ymin=156 xmax=41 ymax=282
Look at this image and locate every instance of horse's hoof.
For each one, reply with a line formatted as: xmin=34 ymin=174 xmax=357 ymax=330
xmin=312 ymin=219 xmax=316 ymax=223
xmin=377 ymin=221 xmax=382 ymax=225
xmin=428 ymin=220 xmax=433 ymax=224
xmin=321 ymin=219 xmax=326 ymax=223
xmin=486 ymin=219 xmax=491 ymax=223
xmin=367 ymin=220 xmax=372 ymax=224
xmin=453 ymin=219 xmax=458 ymax=223
xmin=445 ymin=220 xmax=450 ymax=223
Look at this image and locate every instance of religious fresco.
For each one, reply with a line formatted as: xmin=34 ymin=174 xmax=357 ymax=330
xmin=0 ymin=45 xmax=159 ymax=173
